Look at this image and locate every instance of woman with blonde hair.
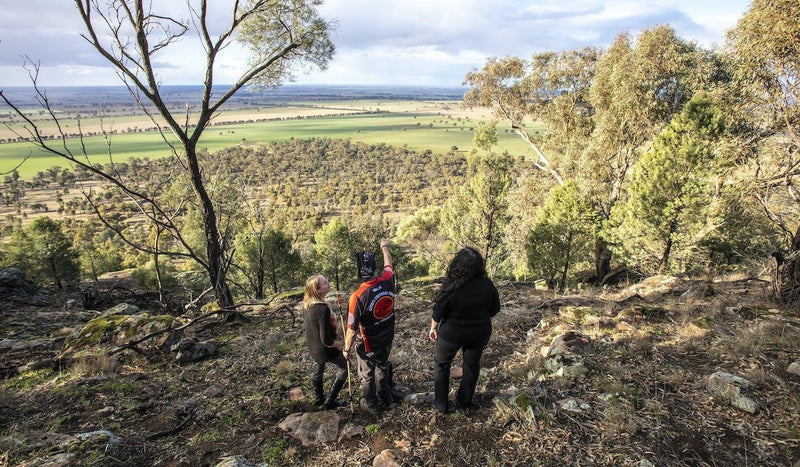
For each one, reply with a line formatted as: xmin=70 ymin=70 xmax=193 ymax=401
xmin=303 ymin=274 xmax=347 ymax=409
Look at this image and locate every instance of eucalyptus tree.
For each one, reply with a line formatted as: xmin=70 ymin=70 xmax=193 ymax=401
xmin=727 ymin=0 xmax=800 ymax=250
xmin=0 ymin=0 xmax=335 ymax=311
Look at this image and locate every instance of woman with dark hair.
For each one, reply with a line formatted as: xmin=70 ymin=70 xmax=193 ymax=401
xmin=429 ymin=247 xmax=500 ymax=413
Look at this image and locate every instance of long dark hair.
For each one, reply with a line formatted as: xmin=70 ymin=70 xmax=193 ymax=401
xmin=434 ymin=247 xmax=487 ymax=306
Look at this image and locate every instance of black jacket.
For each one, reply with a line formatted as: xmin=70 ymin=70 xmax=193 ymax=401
xmin=432 ymin=276 xmax=500 ymax=345
xmin=304 ymin=302 xmax=341 ymax=363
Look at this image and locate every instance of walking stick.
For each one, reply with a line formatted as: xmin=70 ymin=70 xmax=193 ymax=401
xmin=336 ymin=293 xmax=354 ymax=413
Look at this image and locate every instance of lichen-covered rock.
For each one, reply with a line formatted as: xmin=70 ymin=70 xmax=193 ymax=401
xmin=707 ymin=371 xmax=760 ymax=414
xmin=101 ymin=303 xmax=140 ymax=316
xmin=63 ymin=312 xmax=181 ymax=354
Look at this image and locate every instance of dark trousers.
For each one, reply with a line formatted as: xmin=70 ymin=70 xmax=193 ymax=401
xmin=356 ymin=344 xmax=392 ymax=407
xmin=434 ymin=334 xmax=487 ymax=411
xmin=311 ymin=353 xmax=348 ymax=385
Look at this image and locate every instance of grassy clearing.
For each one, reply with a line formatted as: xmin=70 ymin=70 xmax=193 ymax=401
xmin=0 ymin=105 xmax=536 ymax=179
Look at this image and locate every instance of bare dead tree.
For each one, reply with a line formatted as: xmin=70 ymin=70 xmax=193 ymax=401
xmin=0 ymin=0 xmax=335 ymax=312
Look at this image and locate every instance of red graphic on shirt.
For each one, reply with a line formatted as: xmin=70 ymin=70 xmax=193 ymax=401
xmin=373 ymin=296 xmax=394 ymax=320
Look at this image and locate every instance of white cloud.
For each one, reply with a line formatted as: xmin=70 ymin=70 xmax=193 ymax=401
xmin=0 ymin=0 xmax=752 ymax=87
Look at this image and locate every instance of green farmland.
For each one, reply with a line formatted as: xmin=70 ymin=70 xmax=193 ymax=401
xmin=0 ymin=109 xmax=535 ymax=179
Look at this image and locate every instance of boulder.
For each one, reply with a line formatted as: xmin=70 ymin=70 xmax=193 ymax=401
xmin=707 ymin=371 xmax=760 ymax=414
xmin=278 ymin=411 xmax=341 ymax=446
xmin=0 ymin=267 xmax=37 ymax=296
xmin=63 ymin=312 xmax=181 ymax=354
xmin=171 ymin=339 xmax=218 ymax=363
xmin=544 ymin=332 xmax=592 ymax=378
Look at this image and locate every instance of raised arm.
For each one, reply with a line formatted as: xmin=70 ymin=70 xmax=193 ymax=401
xmin=380 ymin=239 xmax=392 ymax=269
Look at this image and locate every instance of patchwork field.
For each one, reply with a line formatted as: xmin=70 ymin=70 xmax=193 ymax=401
xmin=0 ymin=100 xmax=536 ymax=179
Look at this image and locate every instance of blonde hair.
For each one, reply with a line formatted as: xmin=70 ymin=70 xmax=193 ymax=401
xmin=303 ymin=275 xmax=326 ymax=310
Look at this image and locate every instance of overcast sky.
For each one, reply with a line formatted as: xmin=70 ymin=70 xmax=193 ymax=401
xmin=0 ymin=0 xmax=752 ymax=88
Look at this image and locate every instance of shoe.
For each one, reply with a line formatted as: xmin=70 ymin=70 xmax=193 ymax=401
xmin=360 ymin=398 xmax=384 ymax=416
xmin=434 ymin=400 xmax=456 ymax=414
xmin=323 ymin=379 xmax=346 ymax=410
xmin=456 ymin=399 xmax=480 ymax=410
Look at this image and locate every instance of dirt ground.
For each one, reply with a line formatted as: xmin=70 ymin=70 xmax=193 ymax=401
xmin=1 ymin=275 xmax=799 ymax=466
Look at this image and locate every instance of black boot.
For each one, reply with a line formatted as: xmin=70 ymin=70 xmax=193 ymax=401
xmin=324 ymin=378 xmax=346 ymax=409
xmin=312 ymin=378 xmax=325 ymax=406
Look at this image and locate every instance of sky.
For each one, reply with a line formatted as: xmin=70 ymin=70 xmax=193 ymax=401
xmin=0 ymin=0 xmax=752 ymax=88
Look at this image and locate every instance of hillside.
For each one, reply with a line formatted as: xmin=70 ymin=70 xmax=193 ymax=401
xmin=1 ymin=273 xmax=799 ymax=466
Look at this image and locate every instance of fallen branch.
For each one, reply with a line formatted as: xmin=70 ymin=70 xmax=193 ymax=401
xmin=145 ymin=407 xmax=197 ymax=441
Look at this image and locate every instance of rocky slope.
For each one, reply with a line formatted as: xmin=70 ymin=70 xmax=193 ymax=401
xmin=1 ymin=274 xmax=799 ymax=466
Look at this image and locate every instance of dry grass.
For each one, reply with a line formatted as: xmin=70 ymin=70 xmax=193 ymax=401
xmin=70 ymin=353 xmax=120 ymax=376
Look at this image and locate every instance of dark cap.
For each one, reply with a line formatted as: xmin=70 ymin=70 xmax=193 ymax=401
xmin=355 ymin=251 xmax=377 ymax=282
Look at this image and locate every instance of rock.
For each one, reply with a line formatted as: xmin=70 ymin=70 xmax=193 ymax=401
xmin=65 ymin=298 xmax=77 ymax=309
xmin=640 ymin=460 xmax=655 ymax=467
xmin=707 ymin=371 xmax=760 ymax=414
xmin=172 ymin=339 xmax=218 ymax=363
xmin=288 ymin=387 xmax=305 ymax=401
xmin=76 ymin=429 xmax=121 ymax=447
xmin=544 ymin=332 xmax=592 ymax=378
xmin=787 ymin=362 xmax=800 ymax=376
xmin=102 ymin=303 xmax=140 ymax=316
xmin=278 ymin=411 xmax=341 ymax=446
xmin=0 ymin=267 xmax=37 ymax=296
xmin=338 ymin=424 xmax=364 ymax=442
xmin=560 ymin=399 xmax=582 ymax=412
xmin=215 ymin=455 xmax=266 ymax=467
xmin=63 ymin=312 xmax=181 ymax=354
xmin=450 ymin=366 xmax=463 ymax=379
xmin=373 ymin=449 xmax=405 ymax=467
xmin=681 ymin=282 xmax=715 ymax=299
xmin=403 ymin=392 xmax=434 ymax=405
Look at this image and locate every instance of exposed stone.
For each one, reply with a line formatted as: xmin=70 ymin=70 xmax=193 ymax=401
xmin=544 ymin=332 xmax=592 ymax=378
xmin=0 ymin=267 xmax=37 ymax=296
xmin=707 ymin=371 xmax=760 ymax=414
xmin=338 ymin=424 xmax=364 ymax=442
xmin=450 ymin=366 xmax=463 ymax=379
xmin=215 ymin=455 xmax=266 ymax=467
xmin=63 ymin=312 xmax=181 ymax=354
xmin=172 ymin=338 xmax=218 ymax=363
xmin=787 ymin=362 xmax=800 ymax=376
xmin=76 ymin=429 xmax=121 ymax=447
xmin=373 ymin=449 xmax=405 ymax=467
xmin=102 ymin=303 xmax=140 ymax=316
xmin=403 ymin=392 xmax=434 ymax=405
xmin=289 ymin=387 xmax=305 ymax=401
xmin=27 ymin=432 xmax=78 ymax=451
xmin=278 ymin=411 xmax=341 ymax=446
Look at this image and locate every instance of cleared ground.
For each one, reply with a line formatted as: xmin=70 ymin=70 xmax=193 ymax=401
xmin=1 ymin=100 xmax=535 ymax=178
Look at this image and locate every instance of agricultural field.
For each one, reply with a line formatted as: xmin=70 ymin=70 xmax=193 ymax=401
xmin=0 ymin=99 xmax=536 ymax=179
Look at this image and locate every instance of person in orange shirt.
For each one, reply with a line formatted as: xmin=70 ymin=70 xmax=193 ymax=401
xmin=343 ymin=240 xmax=395 ymax=416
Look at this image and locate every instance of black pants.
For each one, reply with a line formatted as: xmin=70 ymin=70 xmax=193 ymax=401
xmin=434 ymin=334 xmax=488 ymax=411
xmin=356 ymin=344 xmax=392 ymax=407
xmin=311 ymin=353 xmax=348 ymax=386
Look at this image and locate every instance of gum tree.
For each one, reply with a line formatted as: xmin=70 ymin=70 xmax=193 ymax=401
xmin=0 ymin=0 xmax=335 ymax=311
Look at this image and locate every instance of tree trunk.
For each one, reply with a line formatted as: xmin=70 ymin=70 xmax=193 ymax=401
xmin=49 ymin=257 xmax=62 ymax=289
xmin=186 ymin=143 xmax=234 ymax=309
xmin=594 ymin=238 xmax=612 ymax=282
xmin=255 ymin=241 xmax=265 ymax=300
xmin=659 ymin=237 xmax=673 ymax=275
